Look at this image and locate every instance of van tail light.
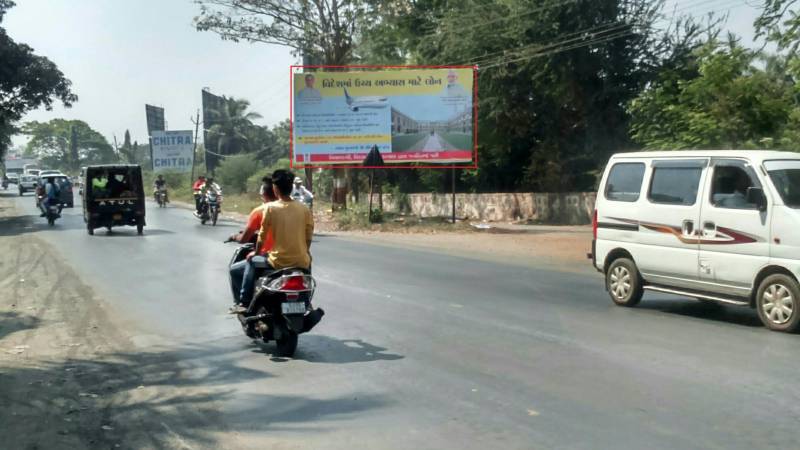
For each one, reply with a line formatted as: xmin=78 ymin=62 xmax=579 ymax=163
xmin=592 ymin=209 xmax=598 ymax=240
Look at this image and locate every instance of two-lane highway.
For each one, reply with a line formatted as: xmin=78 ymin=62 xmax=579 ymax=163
xmin=8 ymin=192 xmax=800 ymax=449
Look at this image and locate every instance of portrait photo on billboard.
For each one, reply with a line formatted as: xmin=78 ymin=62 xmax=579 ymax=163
xmin=290 ymin=66 xmax=477 ymax=169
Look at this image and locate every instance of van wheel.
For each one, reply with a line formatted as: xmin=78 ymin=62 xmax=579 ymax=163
xmin=606 ymin=258 xmax=643 ymax=307
xmin=756 ymin=274 xmax=800 ymax=333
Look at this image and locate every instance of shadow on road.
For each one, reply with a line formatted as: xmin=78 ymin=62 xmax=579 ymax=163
xmin=0 ymin=311 xmax=41 ymax=340
xmin=258 ymin=335 xmax=405 ymax=364
xmin=0 ymin=342 xmax=388 ymax=448
xmin=91 ymin=228 xmax=176 ymax=237
xmin=639 ymin=298 xmax=763 ymax=328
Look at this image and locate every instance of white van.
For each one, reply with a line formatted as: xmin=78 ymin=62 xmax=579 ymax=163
xmin=592 ymin=151 xmax=800 ymax=332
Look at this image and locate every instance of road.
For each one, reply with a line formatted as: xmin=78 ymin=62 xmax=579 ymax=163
xmin=4 ymin=191 xmax=800 ymax=449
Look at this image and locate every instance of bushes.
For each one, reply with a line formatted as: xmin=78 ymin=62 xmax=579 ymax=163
xmin=216 ymin=155 xmax=259 ymax=194
xmin=245 ymin=158 xmax=291 ymax=192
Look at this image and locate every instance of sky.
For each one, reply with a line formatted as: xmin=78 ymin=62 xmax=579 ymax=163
xmin=5 ymin=0 xmax=295 ymax=148
xmin=5 ymin=0 xmax=765 ymax=150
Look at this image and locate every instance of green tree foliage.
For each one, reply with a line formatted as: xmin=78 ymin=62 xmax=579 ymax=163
xmin=207 ymin=97 xmax=263 ymax=157
xmin=756 ymin=0 xmax=800 ymax=58
xmin=118 ymin=129 xmax=140 ymax=164
xmin=0 ymin=0 xmax=77 ymax=159
xmin=22 ymin=119 xmax=116 ymax=172
xmin=194 ymin=0 xmax=368 ymax=64
xmin=216 ymin=154 xmax=260 ymax=193
xmin=629 ymin=40 xmax=797 ymax=150
xmin=361 ymin=0 xmax=706 ymax=192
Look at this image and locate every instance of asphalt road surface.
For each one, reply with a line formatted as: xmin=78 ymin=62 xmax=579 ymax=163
xmin=6 ymin=191 xmax=800 ymax=449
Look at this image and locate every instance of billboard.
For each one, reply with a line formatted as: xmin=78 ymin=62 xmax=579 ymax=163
xmin=291 ymin=67 xmax=476 ymax=168
xmin=151 ymin=130 xmax=194 ymax=173
xmin=202 ymin=89 xmax=227 ymax=172
xmin=145 ymin=104 xmax=165 ymax=135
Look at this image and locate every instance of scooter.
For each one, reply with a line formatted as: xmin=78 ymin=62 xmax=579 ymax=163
xmin=226 ymin=242 xmax=324 ymax=357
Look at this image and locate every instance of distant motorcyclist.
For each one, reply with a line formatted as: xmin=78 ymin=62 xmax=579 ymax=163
xmin=39 ymin=177 xmax=61 ymax=217
xmin=291 ymin=177 xmax=313 ymax=206
xmin=195 ymin=177 xmax=222 ymax=217
xmin=153 ymin=174 xmax=168 ymax=203
xmin=192 ymin=175 xmax=206 ymax=214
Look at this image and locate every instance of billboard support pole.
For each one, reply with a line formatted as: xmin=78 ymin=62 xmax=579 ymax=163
xmin=190 ymin=109 xmax=200 ymax=183
xmin=451 ymin=167 xmax=456 ymax=224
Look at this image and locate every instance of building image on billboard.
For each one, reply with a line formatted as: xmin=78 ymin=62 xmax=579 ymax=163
xmin=292 ymin=67 xmax=475 ymax=167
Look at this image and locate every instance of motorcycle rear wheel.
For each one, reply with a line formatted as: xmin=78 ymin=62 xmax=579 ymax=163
xmin=275 ymin=330 xmax=298 ymax=357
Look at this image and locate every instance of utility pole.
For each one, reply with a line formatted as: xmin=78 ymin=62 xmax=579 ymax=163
xmin=190 ymin=109 xmax=201 ymax=183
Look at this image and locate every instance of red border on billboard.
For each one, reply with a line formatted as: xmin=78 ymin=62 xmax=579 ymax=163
xmin=289 ymin=65 xmax=478 ymax=170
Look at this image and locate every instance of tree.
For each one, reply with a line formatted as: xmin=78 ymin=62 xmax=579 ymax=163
xmin=0 ymin=0 xmax=77 ymax=159
xmin=363 ymin=0 xmax=705 ymax=192
xmin=195 ymin=0 xmax=374 ymax=207
xmin=23 ymin=119 xmax=116 ymax=172
xmin=216 ymin=154 xmax=259 ymax=193
xmin=207 ymin=97 xmax=262 ymax=157
xmin=756 ymin=0 xmax=800 ymax=58
xmin=194 ymin=0 xmax=367 ymax=64
xmin=628 ymin=40 xmax=796 ymax=150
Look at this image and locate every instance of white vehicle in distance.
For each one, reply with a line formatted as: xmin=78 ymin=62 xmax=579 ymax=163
xmin=18 ymin=174 xmax=38 ymax=195
xmin=39 ymin=169 xmax=61 ymax=177
xmin=591 ymin=150 xmax=800 ymax=332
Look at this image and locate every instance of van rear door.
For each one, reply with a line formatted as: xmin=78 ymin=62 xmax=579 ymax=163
xmin=635 ymin=159 xmax=709 ymax=289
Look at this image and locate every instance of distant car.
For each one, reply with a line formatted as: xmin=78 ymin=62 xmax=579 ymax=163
xmin=18 ymin=175 xmax=38 ymax=195
xmin=37 ymin=174 xmax=74 ymax=208
xmin=39 ymin=170 xmax=61 ymax=177
xmin=7 ymin=173 xmax=19 ymax=184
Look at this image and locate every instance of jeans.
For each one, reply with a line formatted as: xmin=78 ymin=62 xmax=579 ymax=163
xmin=229 ymin=256 xmax=270 ymax=305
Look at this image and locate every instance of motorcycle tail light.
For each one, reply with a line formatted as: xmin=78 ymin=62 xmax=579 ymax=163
xmin=282 ymin=276 xmax=308 ymax=291
xmin=266 ymin=273 xmax=315 ymax=292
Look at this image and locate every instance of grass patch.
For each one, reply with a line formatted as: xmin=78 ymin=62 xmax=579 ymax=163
xmin=391 ymin=133 xmax=426 ymax=152
xmin=440 ymin=133 xmax=473 ymax=150
xmin=330 ymin=204 xmax=475 ymax=233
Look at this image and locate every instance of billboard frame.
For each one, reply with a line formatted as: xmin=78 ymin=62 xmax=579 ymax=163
xmin=289 ymin=65 xmax=479 ymax=170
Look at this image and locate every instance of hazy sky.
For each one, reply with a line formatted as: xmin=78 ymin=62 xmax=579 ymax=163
xmin=6 ymin=0 xmax=764 ymax=149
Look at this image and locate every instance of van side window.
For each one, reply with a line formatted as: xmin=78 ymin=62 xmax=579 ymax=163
xmin=711 ymin=161 xmax=761 ymax=209
xmin=648 ymin=164 xmax=703 ymax=206
xmin=605 ymin=163 xmax=645 ymax=202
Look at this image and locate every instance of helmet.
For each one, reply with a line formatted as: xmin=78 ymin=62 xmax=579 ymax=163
xmin=294 ymin=177 xmax=303 ymax=184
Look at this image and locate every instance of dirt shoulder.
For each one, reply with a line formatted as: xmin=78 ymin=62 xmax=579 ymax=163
xmin=0 ymin=197 xmax=228 ymax=449
xmin=172 ymin=198 xmax=595 ymax=273
xmin=323 ymin=226 xmax=595 ymax=273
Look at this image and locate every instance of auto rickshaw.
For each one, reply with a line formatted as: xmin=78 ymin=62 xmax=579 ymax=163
xmin=82 ymin=165 xmax=146 ymax=235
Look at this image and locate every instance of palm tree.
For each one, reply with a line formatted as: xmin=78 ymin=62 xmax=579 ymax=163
xmin=207 ymin=98 xmax=262 ymax=156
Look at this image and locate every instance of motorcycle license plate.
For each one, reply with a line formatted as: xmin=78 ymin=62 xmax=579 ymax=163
xmin=113 ymin=214 xmax=123 ymax=220
xmin=281 ymin=302 xmax=306 ymax=315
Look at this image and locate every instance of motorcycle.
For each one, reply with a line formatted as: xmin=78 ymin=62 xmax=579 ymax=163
xmin=154 ymin=187 xmax=168 ymax=208
xmin=198 ymin=189 xmax=222 ymax=226
xmin=291 ymin=192 xmax=313 ymax=209
xmin=226 ymin=242 xmax=324 ymax=357
xmin=38 ymin=194 xmax=61 ymax=226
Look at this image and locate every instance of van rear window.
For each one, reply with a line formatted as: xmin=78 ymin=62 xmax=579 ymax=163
xmin=605 ymin=163 xmax=645 ymax=202
xmin=648 ymin=166 xmax=703 ymax=205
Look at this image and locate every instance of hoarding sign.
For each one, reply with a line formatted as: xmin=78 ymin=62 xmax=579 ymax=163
xmin=292 ymin=67 xmax=476 ymax=167
xmin=145 ymin=104 xmax=165 ymax=135
xmin=151 ymin=130 xmax=194 ymax=173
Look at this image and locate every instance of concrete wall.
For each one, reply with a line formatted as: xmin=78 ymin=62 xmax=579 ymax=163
xmin=371 ymin=192 xmax=597 ymax=225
